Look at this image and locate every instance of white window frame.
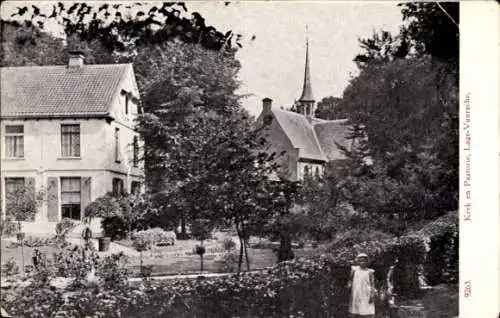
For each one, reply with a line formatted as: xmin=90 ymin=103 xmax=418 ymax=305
xmin=4 ymin=125 xmax=24 ymax=158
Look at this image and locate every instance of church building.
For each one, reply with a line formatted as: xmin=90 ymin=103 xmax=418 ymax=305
xmin=256 ymin=36 xmax=351 ymax=181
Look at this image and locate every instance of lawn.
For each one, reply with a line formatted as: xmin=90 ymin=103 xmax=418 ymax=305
xmin=1 ymin=235 xmax=321 ymax=277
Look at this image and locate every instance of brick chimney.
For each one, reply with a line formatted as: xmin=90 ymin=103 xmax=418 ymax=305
xmin=262 ymin=97 xmax=273 ymax=113
xmin=68 ymin=51 xmax=85 ymax=68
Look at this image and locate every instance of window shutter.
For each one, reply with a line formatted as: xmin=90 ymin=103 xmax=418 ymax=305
xmin=47 ymin=177 xmax=59 ymax=222
xmin=81 ymin=177 xmax=91 ymax=219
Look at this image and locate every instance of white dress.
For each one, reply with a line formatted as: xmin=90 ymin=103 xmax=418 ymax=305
xmin=349 ymin=266 xmax=375 ymax=315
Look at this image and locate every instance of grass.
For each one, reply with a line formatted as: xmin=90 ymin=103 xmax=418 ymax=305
xmin=1 ymin=235 xmax=321 ymax=277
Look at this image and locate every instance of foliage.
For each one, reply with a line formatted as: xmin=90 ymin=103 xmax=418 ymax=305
xmin=222 ymin=238 xmax=236 ymax=251
xmin=336 ymin=57 xmax=458 ymax=224
xmin=4 ymin=257 xmax=20 ymax=276
xmin=95 ymin=252 xmax=129 ymax=289
xmin=6 ymin=2 xmax=243 ymax=53
xmin=4 ymin=185 xmax=43 ymax=224
xmin=131 ymin=233 xmax=152 ymax=253
xmin=314 ymin=96 xmax=348 ymax=120
xmin=132 ymin=227 xmax=176 ymax=246
xmin=54 ymin=218 xmax=77 ymax=247
xmin=190 ymin=218 xmax=214 ymax=242
xmin=89 ymin=193 xmax=155 ymax=239
xmin=354 ymin=2 xmax=458 ymax=68
xmin=52 ymin=245 xmax=100 ymax=288
xmin=0 ymin=216 xmax=18 ymax=237
xmin=84 ymin=193 xmax=121 ymax=221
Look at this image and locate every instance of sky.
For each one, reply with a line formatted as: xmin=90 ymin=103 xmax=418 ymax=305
xmin=1 ymin=1 xmax=404 ymax=117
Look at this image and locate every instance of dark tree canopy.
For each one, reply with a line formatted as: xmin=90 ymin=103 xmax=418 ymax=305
xmin=354 ymin=2 xmax=458 ymax=68
xmin=6 ymin=2 xmax=244 ymax=53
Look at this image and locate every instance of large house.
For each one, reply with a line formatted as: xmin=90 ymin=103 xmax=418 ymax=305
xmin=255 ymin=38 xmax=351 ymax=181
xmin=0 ymin=52 xmax=144 ymax=225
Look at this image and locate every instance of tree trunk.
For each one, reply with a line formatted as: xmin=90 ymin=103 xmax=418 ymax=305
xmin=236 ymin=223 xmax=244 ymax=276
xmin=278 ymin=232 xmax=293 ymax=263
xmin=200 ymin=240 xmax=204 ymax=272
xmin=243 ymin=237 xmax=250 ymax=271
xmin=181 ymin=213 xmax=186 ymax=236
xmin=18 ymin=221 xmax=25 ymax=277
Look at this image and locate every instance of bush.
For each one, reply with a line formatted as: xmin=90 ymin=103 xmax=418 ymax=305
xmin=101 ymin=216 xmax=128 ymax=240
xmin=132 ymin=228 xmax=176 ymax=247
xmin=4 ymin=257 xmax=20 ymax=276
xmin=221 ymin=238 xmax=236 ymax=251
xmin=0 ymin=217 xmax=17 ymax=237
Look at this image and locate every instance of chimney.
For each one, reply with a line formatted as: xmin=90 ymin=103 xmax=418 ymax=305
xmin=262 ymin=97 xmax=273 ymax=113
xmin=68 ymin=51 xmax=85 ymax=68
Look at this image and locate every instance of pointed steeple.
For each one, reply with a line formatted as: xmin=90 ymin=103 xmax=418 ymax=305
xmin=299 ymin=26 xmax=314 ymax=103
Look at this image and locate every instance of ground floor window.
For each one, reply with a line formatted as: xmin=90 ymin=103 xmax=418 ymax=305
xmin=112 ymin=178 xmax=124 ymax=196
xmin=61 ymin=177 xmax=81 ymax=220
xmin=4 ymin=177 xmax=25 ymax=218
xmin=131 ymin=181 xmax=141 ymax=195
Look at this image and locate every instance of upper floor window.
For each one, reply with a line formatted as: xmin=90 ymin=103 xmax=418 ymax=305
xmin=115 ymin=128 xmax=121 ymax=163
xmin=5 ymin=125 xmax=24 ymax=158
xmin=61 ymin=124 xmax=80 ymax=157
xmin=125 ymin=95 xmax=129 ymax=115
xmin=133 ymin=136 xmax=139 ymax=167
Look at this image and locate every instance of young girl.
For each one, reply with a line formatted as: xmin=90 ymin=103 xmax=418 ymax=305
xmin=348 ymin=253 xmax=376 ymax=318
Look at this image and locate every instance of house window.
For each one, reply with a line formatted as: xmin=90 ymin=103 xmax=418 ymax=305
xmin=115 ymin=128 xmax=120 ymax=163
xmin=5 ymin=177 xmax=25 ymax=197
xmin=133 ymin=136 xmax=139 ymax=167
xmin=125 ymin=95 xmax=129 ymax=115
xmin=61 ymin=124 xmax=80 ymax=157
xmin=315 ymin=166 xmax=320 ymax=177
xmin=131 ymin=181 xmax=141 ymax=195
xmin=303 ymin=165 xmax=309 ymax=177
xmin=5 ymin=125 xmax=24 ymax=158
xmin=61 ymin=177 xmax=81 ymax=220
xmin=112 ymin=178 xmax=124 ymax=196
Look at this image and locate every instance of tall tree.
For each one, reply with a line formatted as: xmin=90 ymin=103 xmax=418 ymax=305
xmin=354 ymin=2 xmax=458 ymax=69
xmin=7 ymin=2 xmax=243 ymax=52
xmin=314 ymin=96 xmax=348 ymax=120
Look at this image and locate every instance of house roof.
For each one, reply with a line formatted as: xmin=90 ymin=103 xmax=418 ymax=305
xmin=314 ymin=119 xmax=351 ymax=161
xmin=1 ymin=64 xmax=132 ymax=118
xmin=272 ymin=109 xmax=327 ymax=162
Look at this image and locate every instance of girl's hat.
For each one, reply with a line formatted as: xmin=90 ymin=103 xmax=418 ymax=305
xmin=356 ymin=253 xmax=369 ymax=259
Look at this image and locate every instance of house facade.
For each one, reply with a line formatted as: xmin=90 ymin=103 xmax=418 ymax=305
xmin=0 ymin=52 xmax=144 ymax=223
xmin=255 ymin=38 xmax=351 ymax=182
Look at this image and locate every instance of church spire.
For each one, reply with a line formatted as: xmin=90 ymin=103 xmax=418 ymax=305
xmin=298 ymin=25 xmax=315 ymax=117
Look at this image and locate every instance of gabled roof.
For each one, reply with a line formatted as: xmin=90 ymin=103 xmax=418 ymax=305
xmin=314 ymin=119 xmax=351 ymax=161
xmin=1 ymin=64 xmax=132 ymax=118
xmin=272 ymin=109 xmax=327 ymax=162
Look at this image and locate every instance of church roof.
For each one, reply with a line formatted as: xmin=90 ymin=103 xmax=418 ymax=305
xmin=272 ymin=109 xmax=327 ymax=161
xmin=314 ymin=119 xmax=351 ymax=161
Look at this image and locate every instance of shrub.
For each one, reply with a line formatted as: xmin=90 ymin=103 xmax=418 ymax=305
xmin=4 ymin=257 xmax=20 ymax=276
xmin=54 ymin=218 xmax=77 ymax=247
xmin=101 ymin=216 xmax=128 ymax=240
xmin=132 ymin=228 xmax=176 ymax=247
xmin=222 ymin=238 xmax=236 ymax=251
xmin=0 ymin=216 xmax=17 ymax=237
xmin=214 ymin=252 xmax=239 ymax=273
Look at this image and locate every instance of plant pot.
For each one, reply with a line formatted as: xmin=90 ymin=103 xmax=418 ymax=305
xmin=98 ymin=237 xmax=111 ymax=252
